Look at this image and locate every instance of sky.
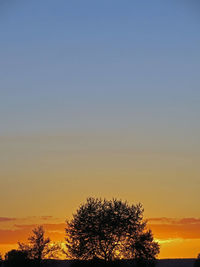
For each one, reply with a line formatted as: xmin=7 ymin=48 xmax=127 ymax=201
xmin=0 ymin=0 xmax=200 ymax=259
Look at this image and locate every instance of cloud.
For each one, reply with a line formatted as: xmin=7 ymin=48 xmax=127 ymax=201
xmin=148 ymin=217 xmax=200 ymax=239
xmin=40 ymin=216 xmax=53 ymax=220
xmin=148 ymin=218 xmax=177 ymax=224
xmin=178 ymin=218 xmax=200 ymax=225
xmin=0 ymin=217 xmax=16 ymax=222
xmin=148 ymin=217 xmax=200 ymax=225
xmin=14 ymin=223 xmax=66 ymax=232
xmin=0 ymin=223 xmax=66 ymax=244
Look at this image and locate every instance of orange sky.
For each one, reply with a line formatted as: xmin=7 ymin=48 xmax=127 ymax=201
xmin=0 ymin=216 xmax=200 ymax=259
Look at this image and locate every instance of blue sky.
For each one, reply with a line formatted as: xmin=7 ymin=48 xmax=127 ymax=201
xmin=0 ymin=1 xmax=200 ymax=220
xmin=1 ymin=0 xmax=200 ymax=135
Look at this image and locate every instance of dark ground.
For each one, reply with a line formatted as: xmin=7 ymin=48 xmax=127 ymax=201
xmin=157 ymin=259 xmax=195 ymax=267
xmin=39 ymin=259 xmax=195 ymax=267
xmin=0 ymin=259 xmax=195 ymax=267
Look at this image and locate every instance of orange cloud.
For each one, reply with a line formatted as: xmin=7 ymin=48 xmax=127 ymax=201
xmin=0 ymin=223 xmax=66 ymax=245
xmin=148 ymin=217 xmax=200 ymax=239
xmin=0 ymin=217 xmax=16 ymax=222
xmin=148 ymin=217 xmax=200 ymax=225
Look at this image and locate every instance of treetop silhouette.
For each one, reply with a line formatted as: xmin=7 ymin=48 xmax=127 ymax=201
xmin=65 ymin=197 xmax=159 ymax=264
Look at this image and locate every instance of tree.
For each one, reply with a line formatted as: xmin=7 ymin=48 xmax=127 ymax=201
xmin=65 ymin=197 xmax=159 ymax=264
xmin=194 ymin=254 xmax=200 ymax=267
xmin=0 ymin=253 xmax=3 ymax=266
xmin=18 ymin=225 xmax=60 ymax=265
xmin=125 ymin=230 xmax=159 ymax=267
xmin=4 ymin=249 xmax=30 ymax=267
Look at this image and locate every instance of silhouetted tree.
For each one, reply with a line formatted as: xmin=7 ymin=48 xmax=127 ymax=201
xmin=4 ymin=249 xmax=30 ymax=267
xmin=123 ymin=229 xmax=159 ymax=266
xmin=194 ymin=254 xmax=200 ymax=267
xmin=18 ymin=225 xmax=60 ymax=266
xmin=0 ymin=253 xmax=3 ymax=266
xmin=65 ymin=197 xmax=159 ymax=265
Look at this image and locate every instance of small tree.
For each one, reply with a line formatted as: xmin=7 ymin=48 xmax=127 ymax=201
xmin=18 ymin=225 xmax=60 ymax=265
xmin=0 ymin=253 xmax=3 ymax=266
xmin=4 ymin=249 xmax=30 ymax=267
xmin=122 ymin=229 xmax=159 ymax=266
xmin=65 ymin=197 xmax=159 ymax=264
xmin=194 ymin=254 xmax=200 ymax=267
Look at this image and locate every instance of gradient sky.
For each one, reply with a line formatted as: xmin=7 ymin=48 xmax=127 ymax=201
xmin=0 ymin=0 xmax=200 ymax=258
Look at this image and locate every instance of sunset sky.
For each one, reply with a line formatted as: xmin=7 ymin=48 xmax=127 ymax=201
xmin=0 ymin=0 xmax=200 ymax=259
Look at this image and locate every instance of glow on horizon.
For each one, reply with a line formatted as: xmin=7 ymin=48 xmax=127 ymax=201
xmin=1 ymin=238 xmax=200 ymax=260
xmin=1 ymin=216 xmax=200 ymax=259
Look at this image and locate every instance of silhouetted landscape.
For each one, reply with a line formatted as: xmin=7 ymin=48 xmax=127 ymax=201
xmin=1 ymin=1 xmax=200 ymax=266
xmin=1 ymin=198 xmax=200 ymax=267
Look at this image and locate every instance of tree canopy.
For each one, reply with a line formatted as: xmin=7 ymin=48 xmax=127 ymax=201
xmin=65 ymin=197 xmax=159 ymax=263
